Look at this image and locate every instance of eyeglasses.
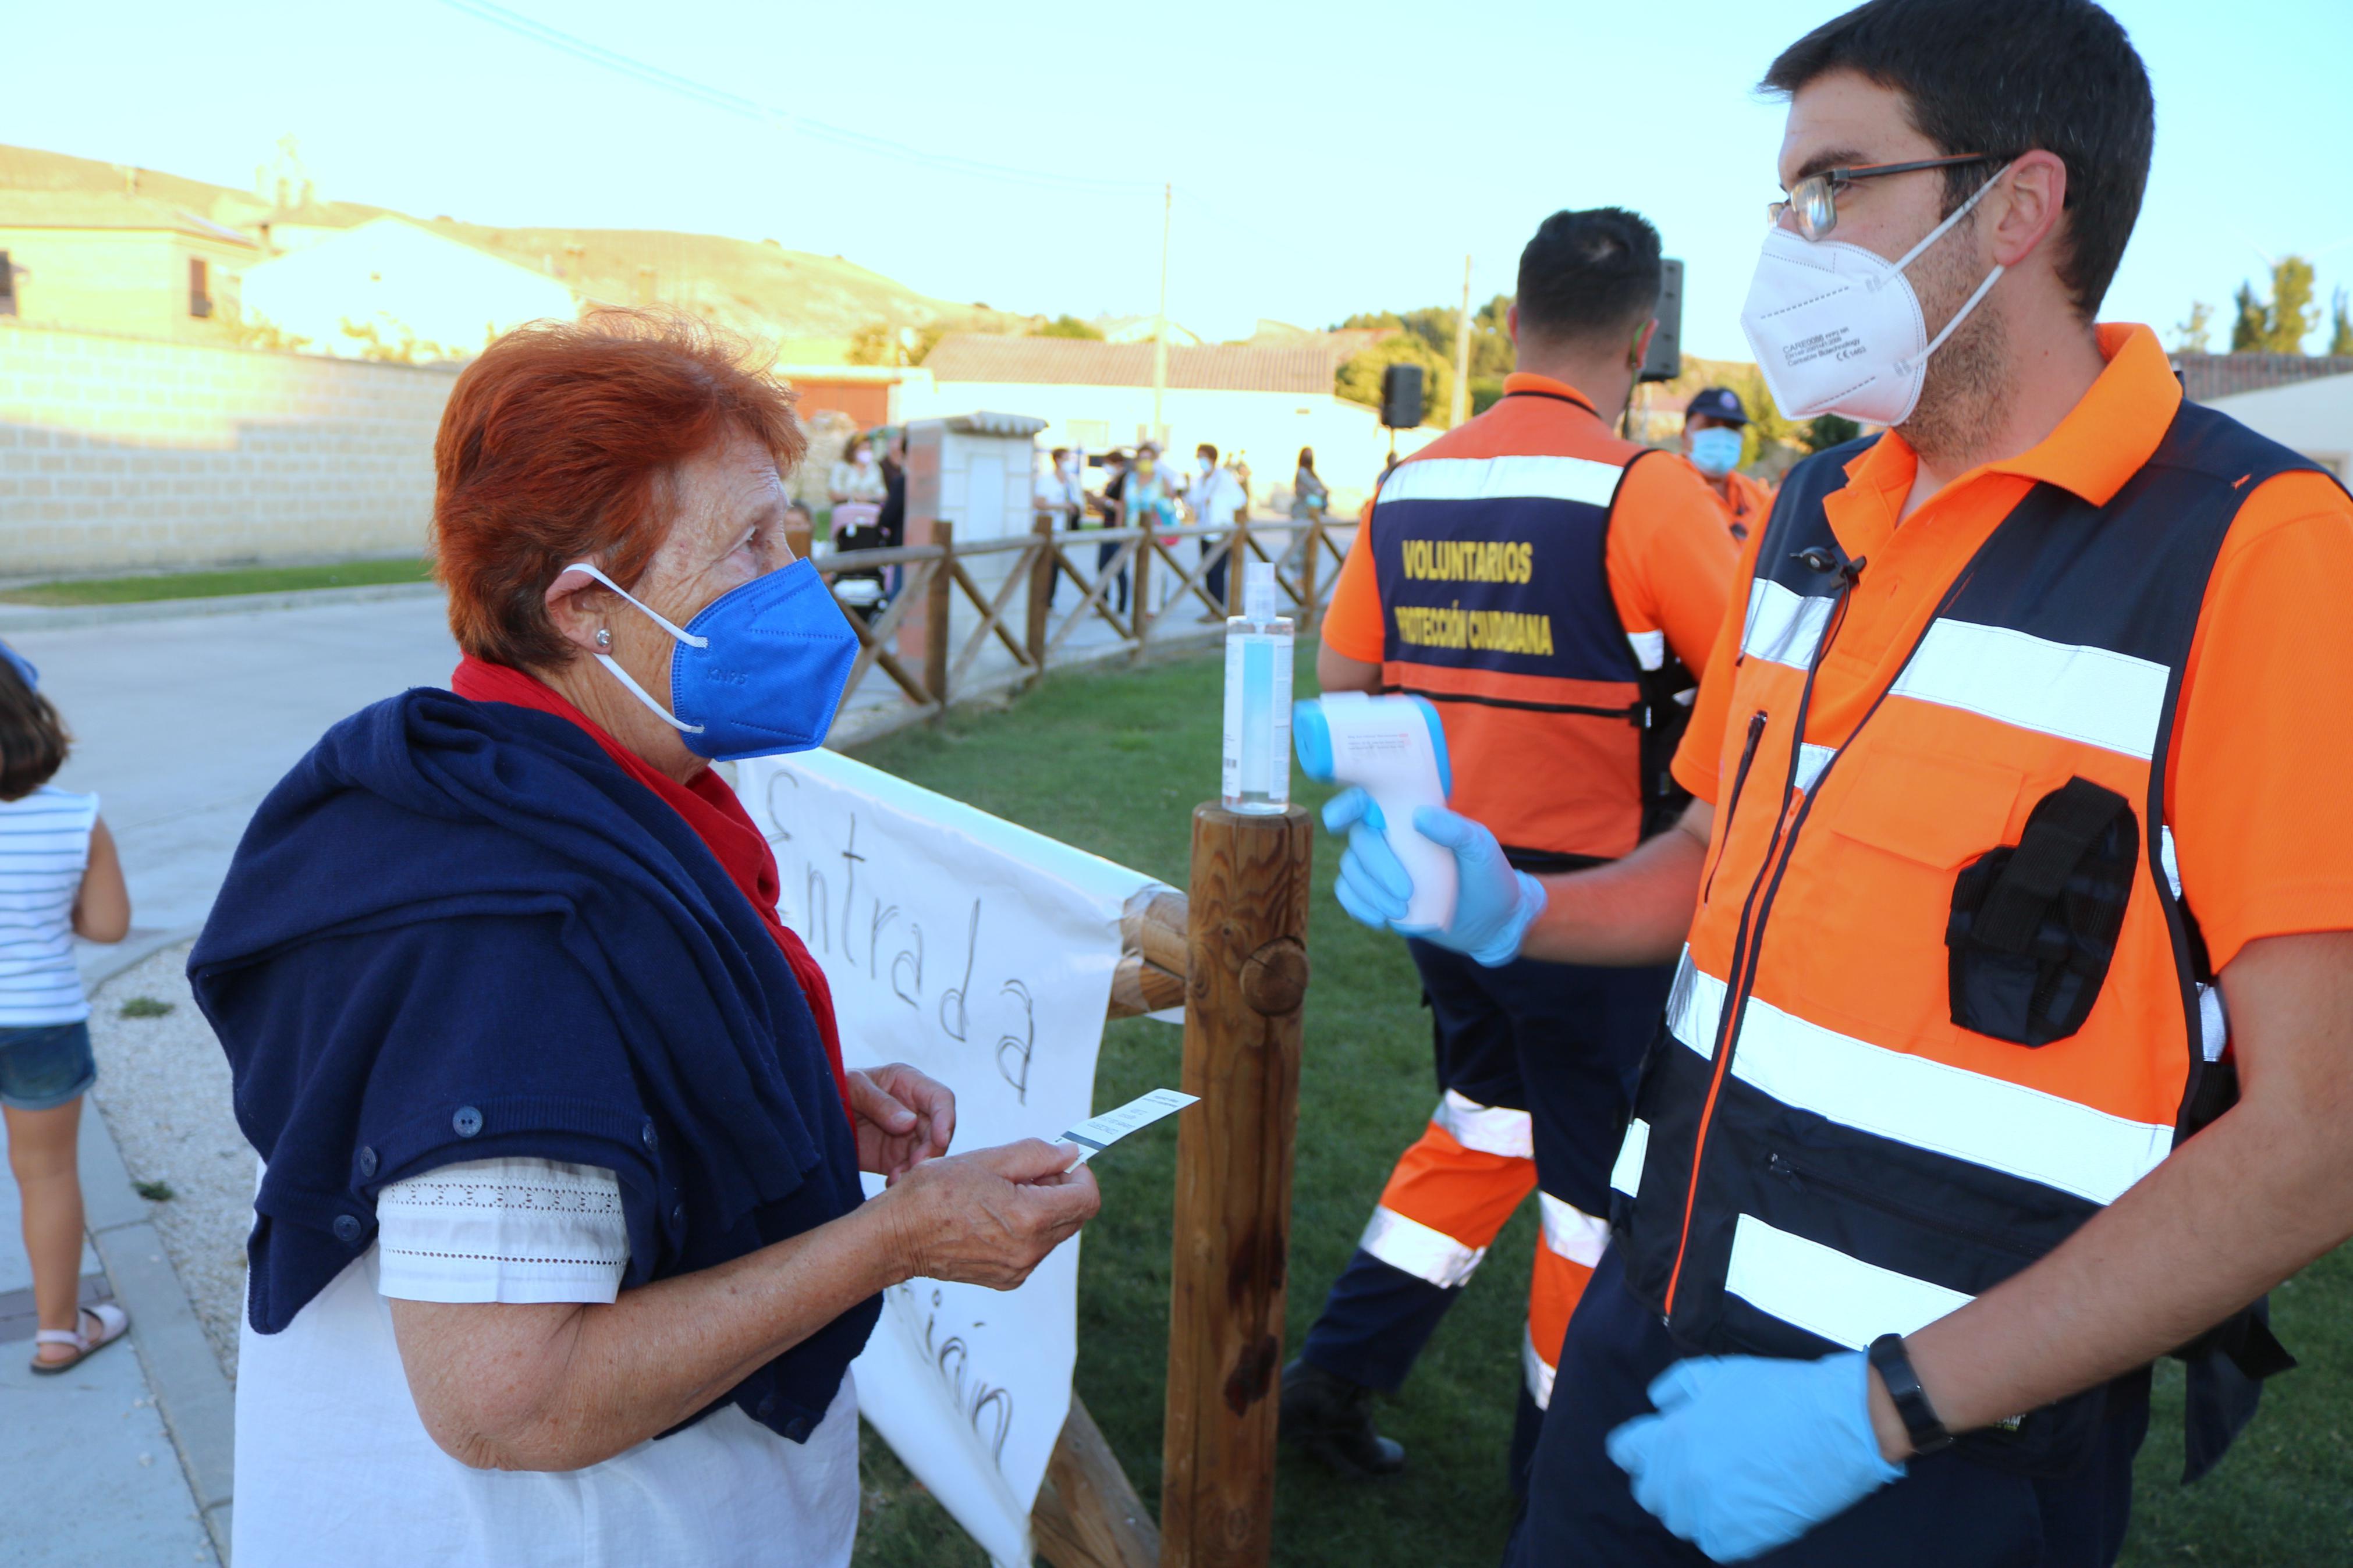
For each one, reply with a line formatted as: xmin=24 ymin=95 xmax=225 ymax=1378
xmin=1768 ymin=154 xmax=1998 ymax=241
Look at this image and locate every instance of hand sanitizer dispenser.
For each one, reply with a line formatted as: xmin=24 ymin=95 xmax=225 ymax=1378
xmin=1222 ymin=561 xmax=1294 ymax=814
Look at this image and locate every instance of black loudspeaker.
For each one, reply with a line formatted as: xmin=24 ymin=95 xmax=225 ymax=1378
xmin=1381 ymin=362 xmax=1426 ymax=429
xmin=1639 ymin=258 xmax=1684 ymax=383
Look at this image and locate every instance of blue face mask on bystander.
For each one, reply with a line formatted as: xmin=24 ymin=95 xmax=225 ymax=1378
xmin=1687 ymin=425 xmax=1745 ymax=478
xmin=563 ymin=559 xmax=859 ymax=760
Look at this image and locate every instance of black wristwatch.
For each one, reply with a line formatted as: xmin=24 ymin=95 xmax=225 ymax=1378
xmin=1866 ymin=1333 xmax=1953 ymax=1456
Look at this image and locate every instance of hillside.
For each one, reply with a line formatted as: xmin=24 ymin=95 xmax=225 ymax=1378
xmin=0 ymin=140 xmax=984 ymax=357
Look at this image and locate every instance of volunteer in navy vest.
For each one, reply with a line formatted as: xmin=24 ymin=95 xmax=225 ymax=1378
xmin=1284 ymin=208 xmax=1737 ymax=1490
xmin=1325 ymin=3 xmax=2353 ymax=1562
xmin=198 ymin=310 xmax=1101 ymax=1568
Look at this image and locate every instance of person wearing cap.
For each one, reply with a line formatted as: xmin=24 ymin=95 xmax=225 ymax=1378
xmin=1326 ymin=2 xmax=2353 ymax=1562
xmin=1680 ymin=386 xmax=1776 ymax=541
xmin=1280 ymin=207 xmax=1736 ymax=1494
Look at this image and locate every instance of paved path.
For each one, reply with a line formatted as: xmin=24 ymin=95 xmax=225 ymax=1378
xmin=6 ymin=593 xmax=462 ymax=936
xmin=1 ymin=594 xmax=459 ymax=1566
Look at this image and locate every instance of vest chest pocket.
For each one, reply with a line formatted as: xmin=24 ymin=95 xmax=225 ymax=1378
xmin=1945 ymin=777 xmax=2139 ymax=1048
xmin=1820 ymin=746 xmax=2026 ymax=872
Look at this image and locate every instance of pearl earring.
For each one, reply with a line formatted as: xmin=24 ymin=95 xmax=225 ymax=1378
xmin=595 ymin=628 xmax=612 ymax=650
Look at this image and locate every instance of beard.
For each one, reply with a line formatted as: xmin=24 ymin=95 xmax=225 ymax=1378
xmin=1897 ymin=215 xmax=2013 ymax=468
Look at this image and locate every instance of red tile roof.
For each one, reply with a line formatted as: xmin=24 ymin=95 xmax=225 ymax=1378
xmin=923 ymin=334 xmax=1347 ymax=394
xmin=2174 ymin=352 xmax=2353 ymax=403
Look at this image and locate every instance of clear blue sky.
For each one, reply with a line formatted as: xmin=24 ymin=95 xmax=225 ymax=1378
xmin=8 ymin=0 xmax=2350 ymax=360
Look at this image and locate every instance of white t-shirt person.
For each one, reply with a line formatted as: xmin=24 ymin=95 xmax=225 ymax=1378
xmin=233 ymin=1156 xmax=858 ymax=1566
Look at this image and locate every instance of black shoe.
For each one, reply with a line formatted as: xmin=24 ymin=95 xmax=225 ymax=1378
xmin=1279 ymin=1358 xmax=1407 ymax=1477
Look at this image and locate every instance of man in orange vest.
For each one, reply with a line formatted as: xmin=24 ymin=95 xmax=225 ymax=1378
xmin=1328 ymin=2 xmax=2353 ymax=1562
xmin=1279 ymin=208 xmax=1737 ymax=1491
xmin=1680 ymin=386 xmax=1777 ymax=541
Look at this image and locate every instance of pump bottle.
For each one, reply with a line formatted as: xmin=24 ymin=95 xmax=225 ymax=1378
xmin=1222 ymin=560 xmax=1294 ymax=813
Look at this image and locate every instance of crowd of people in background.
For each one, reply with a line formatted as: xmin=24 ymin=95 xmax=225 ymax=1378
xmin=812 ymin=378 xmax=1774 ymax=628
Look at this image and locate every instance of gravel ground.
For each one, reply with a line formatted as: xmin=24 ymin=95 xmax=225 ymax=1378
xmin=86 ymin=940 xmax=249 ymax=1380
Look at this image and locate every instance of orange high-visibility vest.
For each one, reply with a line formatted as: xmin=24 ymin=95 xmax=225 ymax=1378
xmin=1368 ymin=401 xmax=1690 ymax=865
xmin=1610 ymin=404 xmax=2327 ymax=1475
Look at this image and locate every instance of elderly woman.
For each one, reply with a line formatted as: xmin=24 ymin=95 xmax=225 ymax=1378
xmin=196 ymin=312 xmax=1099 ymax=1566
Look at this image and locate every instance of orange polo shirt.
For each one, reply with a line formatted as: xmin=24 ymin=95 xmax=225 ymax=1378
xmin=1674 ymin=323 xmax=2353 ymax=972
xmin=1322 ymin=373 xmax=1734 ymax=677
xmin=1698 ymin=465 xmax=1776 ymax=541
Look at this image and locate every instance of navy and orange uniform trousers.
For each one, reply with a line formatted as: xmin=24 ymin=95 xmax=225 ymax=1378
xmin=1298 ymin=938 xmax=1671 ymax=1489
xmin=1303 ymin=374 xmax=1734 ymax=1492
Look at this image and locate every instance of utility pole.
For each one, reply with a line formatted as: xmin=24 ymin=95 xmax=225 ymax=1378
xmin=1450 ymin=253 xmax=1473 ymax=428
xmin=1152 ymin=182 xmax=1172 ymax=447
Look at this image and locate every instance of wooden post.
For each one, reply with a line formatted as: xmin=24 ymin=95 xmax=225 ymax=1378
xmin=1160 ymin=805 xmax=1314 ymax=1568
xmin=925 ymin=520 xmax=954 ymax=708
xmin=1131 ymin=533 xmax=1155 ymax=660
xmin=1298 ymin=520 xmax=1321 ymax=635
xmin=1027 ymin=510 xmax=1057 ymax=678
xmin=1224 ymin=520 xmax=1250 ymax=618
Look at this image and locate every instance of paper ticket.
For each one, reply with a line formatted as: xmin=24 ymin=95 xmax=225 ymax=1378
xmin=1055 ymin=1087 xmax=1199 ymax=1164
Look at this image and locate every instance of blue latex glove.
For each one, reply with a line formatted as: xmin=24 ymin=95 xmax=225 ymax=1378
xmin=1605 ymin=1352 xmax=1905 ymax=1563
xmin=1322 ymin=787 xmax=1546 ymax=968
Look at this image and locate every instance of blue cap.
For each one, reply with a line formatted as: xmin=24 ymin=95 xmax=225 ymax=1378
xmin=1685 ymin=387 xmax=1749 ymax=426
xmin=0 ymin=639 xmax=36 ymax=692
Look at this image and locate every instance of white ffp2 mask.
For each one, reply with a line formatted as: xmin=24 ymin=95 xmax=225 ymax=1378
xmin=1738 ymin=162 xmax=2012 ymax=428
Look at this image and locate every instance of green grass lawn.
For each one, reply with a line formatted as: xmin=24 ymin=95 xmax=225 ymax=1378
xmin=0 ymin=557 xmax=434 ymax=606
xmin=843 ymin=650 xmax=2353 ymax=1567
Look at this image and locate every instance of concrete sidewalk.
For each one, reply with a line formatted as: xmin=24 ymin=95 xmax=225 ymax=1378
xmin=3 ymin=943 xmax=235 ymax=1567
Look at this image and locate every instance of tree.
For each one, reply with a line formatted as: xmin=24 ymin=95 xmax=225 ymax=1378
xmin=2266 ymin=257 xmax=2317 ymax=353
xmin=1034 ymin=314 xmax=1103 ymax=340
xmin=2230 ymin=281 xmax=2267 ymax=352
xmin=2173 ymin=301 xmax=2214 ymax=356
xmin=2228 ymin=258 xmax=2320 ymax=354
xmin=1336 ymin=333 xmax=1451 ymax=427
xmin=847 ymin=320 xmax=947 ymax=367
xmin=1801 ymin=414 xmax=1863 ymax=452
xmin=2331 ymin=289 xmax=2353 ymax=357
xmin=1336 ymin=296 xmax=1514 ymax=382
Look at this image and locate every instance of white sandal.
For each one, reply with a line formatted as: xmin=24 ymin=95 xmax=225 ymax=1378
xmin=29 ymin=1302 xmax=130 ymax=1375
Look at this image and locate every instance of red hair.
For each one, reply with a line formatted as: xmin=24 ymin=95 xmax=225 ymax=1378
xmin=432 ymin=309 xmax=807 ymax=669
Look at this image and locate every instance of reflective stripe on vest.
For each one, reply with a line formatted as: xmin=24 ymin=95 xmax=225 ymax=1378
xmin=1370 ymin=443 xmax=1660 ymax=859
xmin=1612 ymin=406 xmax=2333 ymax=1374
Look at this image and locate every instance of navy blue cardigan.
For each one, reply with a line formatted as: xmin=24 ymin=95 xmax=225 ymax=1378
xmin=190 ymin=688 xmax=878 ymax=1443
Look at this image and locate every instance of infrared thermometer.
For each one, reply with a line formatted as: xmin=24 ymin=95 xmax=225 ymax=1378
xmin=1293 ymin=692 xmax=1457 ymax=930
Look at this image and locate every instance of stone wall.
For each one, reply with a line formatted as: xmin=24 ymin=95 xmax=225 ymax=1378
xmin=0 ymin=323 xmax=457 ymax=574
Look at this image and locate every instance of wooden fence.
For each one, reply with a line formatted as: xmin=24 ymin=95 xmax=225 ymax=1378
xmin=812 ymin=514 xmax=1353 ymax=748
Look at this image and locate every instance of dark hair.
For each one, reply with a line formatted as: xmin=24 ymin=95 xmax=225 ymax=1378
xmin=1050 ymin=446 xmax=1070 ymax=462
xmin=1515 ymin=208 xmax=1663 ymax=347
xmin=1297 ymin=446 xmax=1316 ymax=472
xmin=1197 ymin=443 xmax=1218 ymax=463
xmin=0 ymin=659 xmax=69 ymax=801
xmin=1762 ymin=0 xmax=2152 ymax=318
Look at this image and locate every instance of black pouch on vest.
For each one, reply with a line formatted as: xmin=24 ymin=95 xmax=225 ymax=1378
xmin=1946 ymin=777 xmax=2137 ymax=1048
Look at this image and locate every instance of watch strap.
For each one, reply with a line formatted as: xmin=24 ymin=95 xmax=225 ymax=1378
xmin=1867 ymin=1332 xmax=1953 ymax=1456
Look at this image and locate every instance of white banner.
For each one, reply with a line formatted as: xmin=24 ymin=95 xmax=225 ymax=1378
xmin=733 ymin=750 xmax=1159 ymax=1568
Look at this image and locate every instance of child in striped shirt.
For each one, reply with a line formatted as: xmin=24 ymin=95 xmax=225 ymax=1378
xmin=0 ymin=641 xmax=132 ymax=1372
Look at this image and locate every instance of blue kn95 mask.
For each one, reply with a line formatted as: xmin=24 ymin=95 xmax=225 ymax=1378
xmin=562 ymin=559 xmax=859 ymax=760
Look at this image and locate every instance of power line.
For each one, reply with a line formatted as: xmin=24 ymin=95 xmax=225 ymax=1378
xmin=431 ymin=0 xmax=1164 ymax=196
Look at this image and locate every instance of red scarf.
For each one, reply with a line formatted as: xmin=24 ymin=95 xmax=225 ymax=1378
xmin=450 ymin=657 xmax=852 ymax=1119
